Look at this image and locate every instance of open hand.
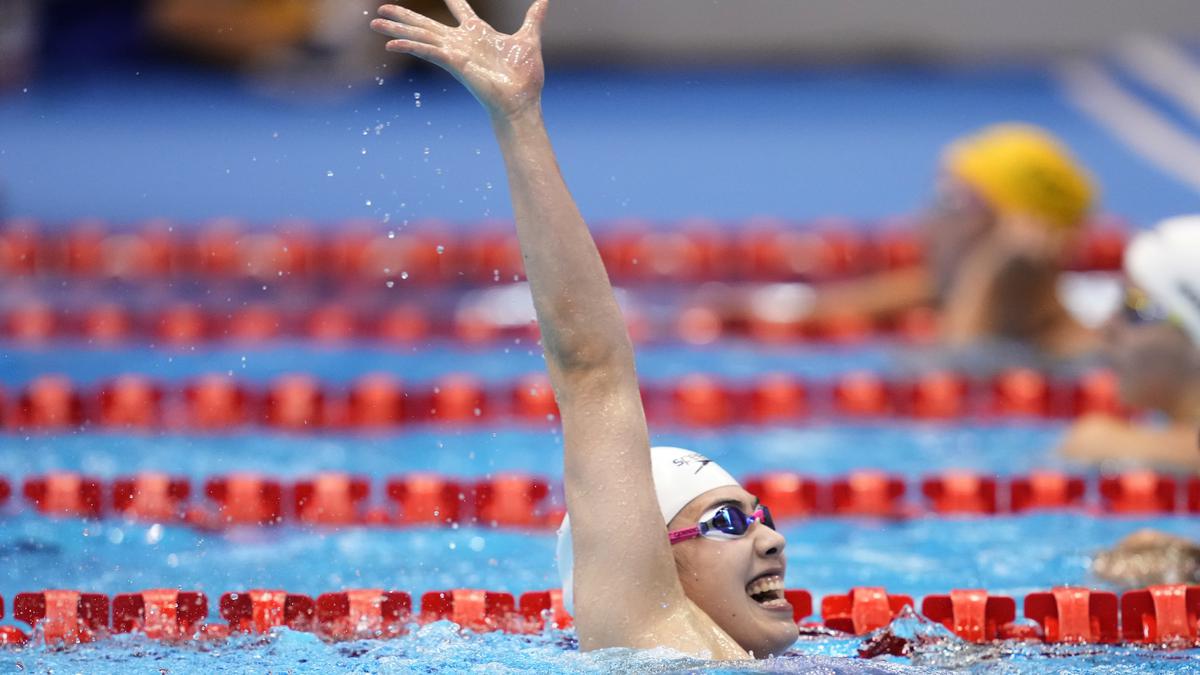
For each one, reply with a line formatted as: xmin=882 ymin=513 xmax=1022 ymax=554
xmin=371 ymin=0 xmax=548 ymax=121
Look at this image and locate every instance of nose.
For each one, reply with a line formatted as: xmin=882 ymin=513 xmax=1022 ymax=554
xmin=754 ymin=520 xmax=786 ymax=558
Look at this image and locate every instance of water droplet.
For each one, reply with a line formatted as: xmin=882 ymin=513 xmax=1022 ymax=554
xmin=386 ymin=280 xmax=395 ymax=288
xmin=387 ymin=231 xmax=396 ymax=239
xmin=326 ymin=170 xmax=335 ymax=177
xmin=376 ymin=76 xmax=386 ymax=86
xmin=400 ymin=271 xmax=409 ymax=280
xmin=361 ymin=148 xmax=368 ymax=155
xmin=414 ymin=92 xmax=422 ymax=107
xmin=436 ymin=245 xmax=445 ymax=254
xmin=365 ymin=199 xmax=372 ymax=206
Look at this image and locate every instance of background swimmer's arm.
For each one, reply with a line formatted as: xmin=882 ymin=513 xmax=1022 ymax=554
xmin=1059 ymin=413 xmax=1200 ymax=471
xmin=371 ymin=0 xmax=693 ymax=649
xmin=808 ymin=267 xmax=933 ymax=320
xmin=940 ymin=214 xmax=1089 ymax=351
xmin=697 ymin=268 xmax=932 ymax=332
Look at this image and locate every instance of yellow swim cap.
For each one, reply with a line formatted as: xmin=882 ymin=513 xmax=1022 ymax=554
xmin=943 ymin=124 xmax=1096 ymax=229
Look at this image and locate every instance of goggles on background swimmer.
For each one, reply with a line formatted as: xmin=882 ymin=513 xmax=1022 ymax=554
xmin=668 ymin=504 xmax=775 ymax=544
xmin=1122 ymin=286 xmax=1183 ymax=328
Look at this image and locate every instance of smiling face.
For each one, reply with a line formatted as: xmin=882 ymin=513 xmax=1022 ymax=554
xmin=667 ymin=485 xmax=798 ymax=658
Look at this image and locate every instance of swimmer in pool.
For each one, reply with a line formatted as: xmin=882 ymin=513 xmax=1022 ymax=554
xmin=370 ymin=0 xmax=797 ymax=658
xmin=1060 ymin=215 xmax=1200 ymax=471
xmin=710 ymin=123 xmax=1099 ymax=359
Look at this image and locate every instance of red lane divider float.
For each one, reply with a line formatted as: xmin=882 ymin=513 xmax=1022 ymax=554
xmin=2 ymin=583 xmax=1196 ymax=649
xmin=1122 ymin=585 xmax=1200 ymax=644
xmin=0 ymin=219 xmax=1129 ymax=285
xmin=1025 ymin=587 xmax=1119 ymax=644
xmin=0 ymin=369 xmax=1130 ymax=432
xmin=0 ymin=299 xmax=1042 ymax=347
xmin=922 ymin=590 xmax=1018 ymax=643
xmin=220 ymin=590 xmax=315 ymax=634
xmin=822 ymin=587 xmax=914 ymax=634
xmin=5 ymin=469 xmax=1200 ymax=532
xmin=317 ymin=590 xmax=412 ymax=640
xmin=13 ymin=591 xmax=108 ymax=645
xmin=113 ymin=590 xmax=208 ymax=641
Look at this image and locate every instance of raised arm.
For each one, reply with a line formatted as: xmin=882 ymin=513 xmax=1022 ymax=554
xmin=371 ymin=1 xmax=696 ymax=650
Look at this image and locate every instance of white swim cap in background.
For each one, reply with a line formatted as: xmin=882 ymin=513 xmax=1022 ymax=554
xmin=1124 ymin=215 xmax=1200 ymax=345
xmin=555 ymin=446 xmax=739 ymax=613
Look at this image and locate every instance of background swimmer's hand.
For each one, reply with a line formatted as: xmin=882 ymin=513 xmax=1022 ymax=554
xmin=370 ymin=0 xmax=548 ymax=121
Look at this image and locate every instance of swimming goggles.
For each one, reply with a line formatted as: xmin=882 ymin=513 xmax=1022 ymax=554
xmin=668 ymin=504 xmax=775 ymax=545
xmin=1122 ymin=286 xmax=1181 ymax=327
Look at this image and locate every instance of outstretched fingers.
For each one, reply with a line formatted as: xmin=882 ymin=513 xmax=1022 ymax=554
xmin=521 ymin=0 xmax=549 ymax=34
xmin=443 ymin=0 xmax=479 ymax=24
xmin=370 ymin=18 xmax=442 ymax=47
xmin=377 ymin=4 xmax=444 ymax=31
xmin=384 ymin=39 xmax=449 ymax=67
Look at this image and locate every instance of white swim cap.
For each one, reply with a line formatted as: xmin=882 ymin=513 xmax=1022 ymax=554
xmin=1124 ymin=215 xmax=1200 ymax=345
xmin=555 ymin=446 xmax=739 ymax=613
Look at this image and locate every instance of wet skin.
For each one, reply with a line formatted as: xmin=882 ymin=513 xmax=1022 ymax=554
xmin=668 ymin=485 xmax=799 ymax=658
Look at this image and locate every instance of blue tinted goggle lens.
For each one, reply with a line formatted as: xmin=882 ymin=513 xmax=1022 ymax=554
xmin=707 ymin=505 xmax=775 ymax=536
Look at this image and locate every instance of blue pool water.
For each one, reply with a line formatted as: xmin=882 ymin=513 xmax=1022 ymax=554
xmin=0 ymin=342 xmax=1198 ymax=672
xmin=4 ymin=56 xmax=1200 ymax=672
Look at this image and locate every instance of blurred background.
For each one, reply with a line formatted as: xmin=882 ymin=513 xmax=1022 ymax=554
xmin=1 ymin=3 xmax=1200 ymax=666
xmin=0 ymin=0 xmax=1198 ymax=225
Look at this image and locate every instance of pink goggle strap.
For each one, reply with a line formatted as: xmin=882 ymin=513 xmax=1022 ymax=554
xmin=668 ymin=527 xmax=702 ymax=544
xmin=667 ymin=508 xmax=766 ymax=545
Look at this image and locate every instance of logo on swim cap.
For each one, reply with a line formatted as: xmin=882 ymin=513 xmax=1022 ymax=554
xmin=672 ymin=453 xmax=715 ymax=474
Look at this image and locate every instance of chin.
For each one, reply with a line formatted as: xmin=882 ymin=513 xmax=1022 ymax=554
xmin=733 ymin=609 xmax=799 ymax=658
xmin=744 ymin=628 xmax=799 ymax=658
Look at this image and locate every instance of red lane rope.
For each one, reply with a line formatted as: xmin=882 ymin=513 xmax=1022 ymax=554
xmin=0 ymin=297 xmax=950 ymax=346
xmin=0 ymin=369 xmax=1128 ymax=432
xmin=7 ymin=469 xmax=1197 ymax=529
xmin=0 ymin=584 xmax=1195 ymax=650
xmin=0 ymin=218 xmax=1128 ymax=284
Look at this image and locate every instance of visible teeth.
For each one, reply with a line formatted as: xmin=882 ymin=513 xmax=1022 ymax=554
xmin=747 ymin=575 xmax=784 ymax=598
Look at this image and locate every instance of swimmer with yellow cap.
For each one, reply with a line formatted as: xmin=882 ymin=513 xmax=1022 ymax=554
xmin=730 ymin=122 xmax=1101 ymax=358
xmin=371 ymin=0 xmax=797 ymax=659
xmin=1061 ymin=215 xmax=1200 ymax=471
xmin=930 ymin=123 xmax=1101 ymax=355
